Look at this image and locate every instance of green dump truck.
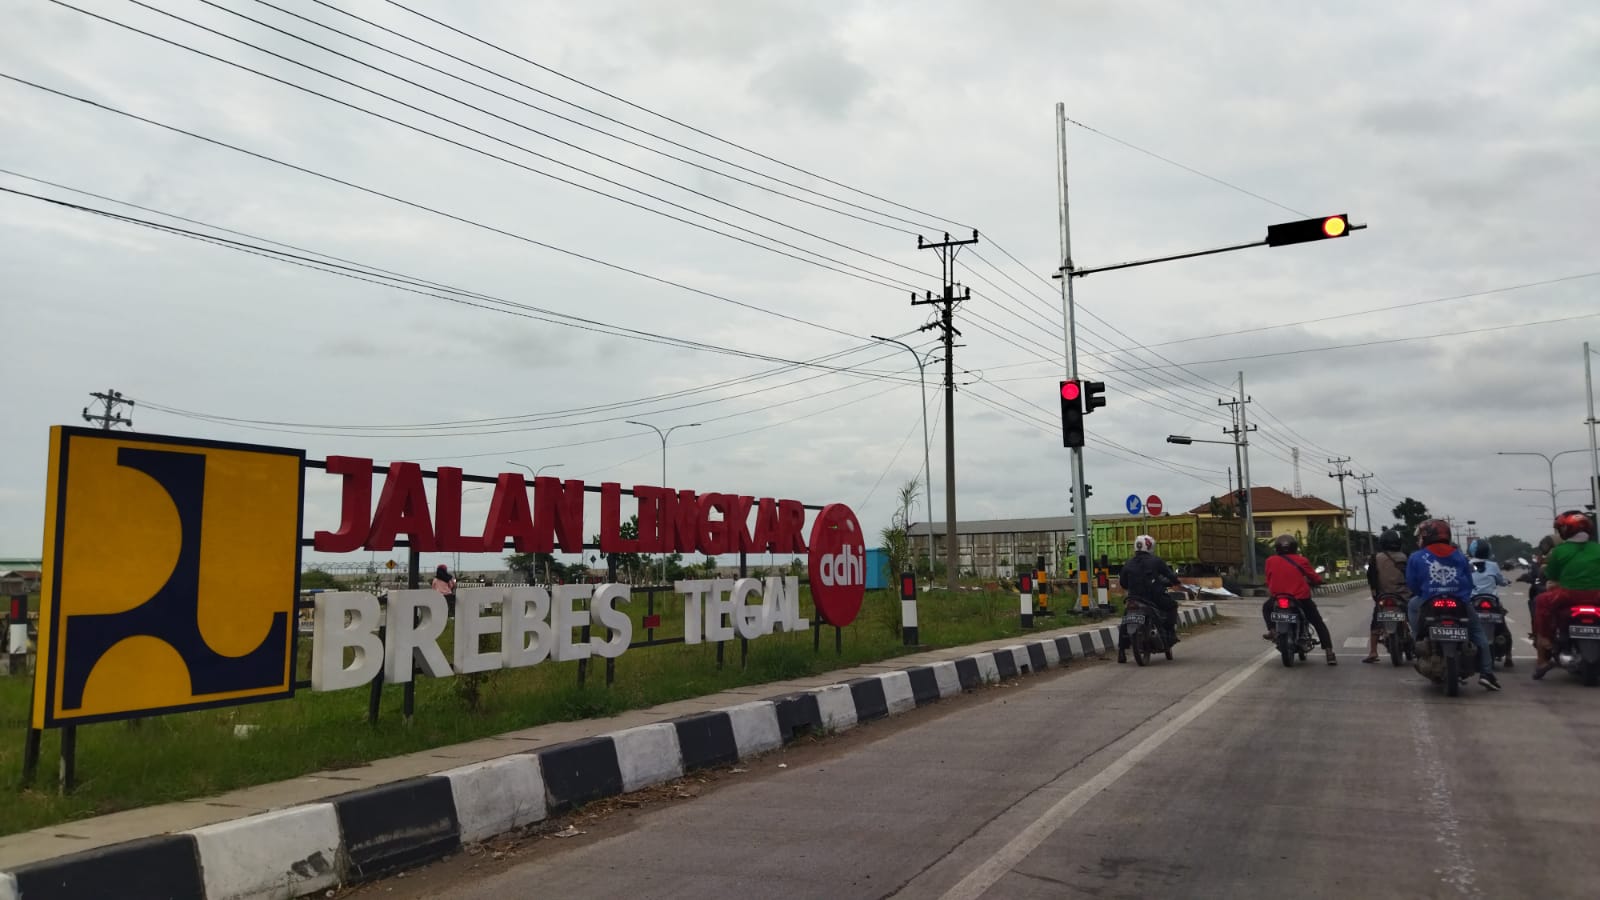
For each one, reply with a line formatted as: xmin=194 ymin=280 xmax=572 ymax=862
xmin=1092 ymin=515 xmax=1242 ymax=573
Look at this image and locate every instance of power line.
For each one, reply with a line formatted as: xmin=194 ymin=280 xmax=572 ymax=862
xmin=379 ymin=0 xmax=971 ymax=232
xmin=251 ymin=0 xmax=926 ymax=237
xmin=1060 ymin=114 xmax=1307 ymax=217
xmin=1138 ymin=271 xmax=1600 ymax=350
xmin=0 ymin=71 xmax=866 ymax=341
xmin=64 ymin=2 xmax=923 ymax=295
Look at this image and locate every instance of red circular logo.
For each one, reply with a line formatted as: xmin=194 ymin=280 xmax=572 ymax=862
xmin=1145 ymin=494 xmax=1164 ymax=516
xmin=808 ymin=503 xmax=866 ymax=626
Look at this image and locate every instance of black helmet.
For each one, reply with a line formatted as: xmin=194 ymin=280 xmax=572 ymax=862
xmin=1379 ymin=529 xmax=1403 ymax=552
xmin=1469 ymin=538 xmax=1492 ymax=560
xmin=1273 ymin=534 xmax=1299 ymax=555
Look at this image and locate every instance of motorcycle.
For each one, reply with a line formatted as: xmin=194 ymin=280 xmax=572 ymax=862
xmin=1471 ymin=594 xmax=1514 ymax=669
xmin=1269 ymin=593 xmax=1318 ymax=667
xmin=1553 ymin=602 xmax=1600 ymax=686
xmin=1413 ymin=595 xmax=1474 ymax=697
xmin=1120 ymin=586 xmax=1193 ymax=666
xmin=1373 ymin=592 xmax=1414 ymax=667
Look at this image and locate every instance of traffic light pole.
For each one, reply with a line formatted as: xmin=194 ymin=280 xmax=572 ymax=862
xmin=1056 ymin=104 xmax=1091 ymax=613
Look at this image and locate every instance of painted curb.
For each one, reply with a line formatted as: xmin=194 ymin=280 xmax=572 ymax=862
xmin=1 ymin=605 xmax=1215 ymax=899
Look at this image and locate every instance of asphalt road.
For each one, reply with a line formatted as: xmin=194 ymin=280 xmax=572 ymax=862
xmin=366 ymin=582 xmax=1600 ymax=899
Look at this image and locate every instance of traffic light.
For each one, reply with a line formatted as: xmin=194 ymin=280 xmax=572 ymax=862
xmin=1060 ymin=380 xmax=1084 ymax=448
xmin=1082 ymin=380 xmax=1107 ymax=414
xmin=1069 ymin=484 xmax=1093 ymax=512
xmin=1265 ymin=214 xmax=1349 ymax=247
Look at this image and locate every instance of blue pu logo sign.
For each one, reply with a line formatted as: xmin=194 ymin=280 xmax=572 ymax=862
xmin=34 ymin=428 xmax=305 ymax=727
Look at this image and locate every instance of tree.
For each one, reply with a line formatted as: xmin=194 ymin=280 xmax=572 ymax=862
xmin=300 ymin=568 xmax=341 ymax=590
xmin=895 ymin=477 xmax=921 ymax=530
xmin=880 ymin=524 xmax=911 ymax=588
xmin=1301 ymin=523 xmax=1347 ymax=570
xmin=589 ymin=515 xmax=645 ymax=582
xmin=1485 ymin=534 xmax=1534 ymax=564
xmin=1391 ymin=498 xmax=1430 ymax=533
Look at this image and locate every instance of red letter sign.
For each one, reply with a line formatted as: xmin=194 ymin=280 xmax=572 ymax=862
xmin=807 ymin=503 xmax=865 ymax=626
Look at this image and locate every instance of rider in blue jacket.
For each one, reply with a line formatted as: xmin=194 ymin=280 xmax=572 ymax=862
xmin=1406 ymin=519 xmax=1501 ymax=690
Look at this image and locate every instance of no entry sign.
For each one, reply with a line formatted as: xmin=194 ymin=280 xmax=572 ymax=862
xmin=1145 ymin=494 xmax=1164 ymax=516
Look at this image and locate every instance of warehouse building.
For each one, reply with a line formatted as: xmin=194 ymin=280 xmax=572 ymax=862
xmin=906 ymin=515 xmax=1118 ymax=578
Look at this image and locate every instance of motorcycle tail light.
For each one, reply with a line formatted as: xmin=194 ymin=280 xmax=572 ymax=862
xmin=1431 ymin=599 xmax=1458 ymax=609
xmin=1276 ymin=597 xmax=1292 ymax=609
xmin=1478 ymin=600 xmax=1492 ymax=610
xmin=1382 ymin=598 xmax=1396 ymax=608
xmin=1573 ymin=606 xmax=1600 ymax=616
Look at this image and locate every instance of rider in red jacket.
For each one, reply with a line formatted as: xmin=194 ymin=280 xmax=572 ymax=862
xmin=1262 ymin=534 xmax=1337 ymax=664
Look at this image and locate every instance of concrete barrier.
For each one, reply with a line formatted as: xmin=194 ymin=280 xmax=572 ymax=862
xmin=190 ymin=804 xmax=342 ymax=900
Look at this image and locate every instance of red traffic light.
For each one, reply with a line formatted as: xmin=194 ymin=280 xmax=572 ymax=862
xmin=1060 ymin=381 xmax=1081 ymax=401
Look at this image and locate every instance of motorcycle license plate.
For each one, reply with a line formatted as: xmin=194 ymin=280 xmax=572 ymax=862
xmin=1122 ymin=613 xmax=1146 ymax=627
xmin=1432 ymin=626 xmax=1468 ymax=641
xmin=1569 ymin=625 xmax=1600 ymax=638
xmin=1270 ymin=611 xmax=1297 ymax=622
xmin=1376 ymin=610 xmax=1406 ymax=622
xmin=1478 ymin=612 xmax=1504 ymax=624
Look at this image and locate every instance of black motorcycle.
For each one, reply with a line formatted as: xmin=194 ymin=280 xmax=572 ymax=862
xmin=1120 ymin=588 xmax=1190 ymax=666
xmin=1269 ymin=593 xmax=1318 ymax=668
xmin=1553 ymin=602 xmax=1600 ymax=686
xmin=1471 ymin=594 xmax=1514 ymax=670
xmin=1415 ymin=595 xmax=1473 ymax=697
xmin=1374 ymin=592 xmax=1414 ymax=667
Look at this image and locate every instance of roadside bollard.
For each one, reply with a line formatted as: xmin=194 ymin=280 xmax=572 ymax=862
xmin=900 ymin=571 xmax=918 ymax=646
xmin=1019 ymin=573 xmax=1034 ymax=629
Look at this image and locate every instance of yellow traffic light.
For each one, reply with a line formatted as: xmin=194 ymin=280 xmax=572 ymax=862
xmin=1322 ymin=216 xmax=1347 ymax=238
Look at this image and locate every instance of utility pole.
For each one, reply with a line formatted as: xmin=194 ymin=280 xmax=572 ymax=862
xmin=82 ymin=389 xmax=133 ymax=430
xmin=1356 ymin=474 xmax=1378 ymax=556
xmin=1055 ymin=103 xmax=1092 ymax=612
xmin=1327 ymin=457 xmax=1354 ymax=566
xmin=1219 ymin=375 xmax=1258 ymax=578
xmin=913 ymin=230 xmax=978 ymax=594
xmin=1586 ymin=341 xmax=1598 ymax=513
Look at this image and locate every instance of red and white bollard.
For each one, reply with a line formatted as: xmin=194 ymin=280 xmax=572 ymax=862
xmin=900 ymin=571 xmax=918 ymax=646
xmin=1019 ymin=573 xmax=1034 ymax=629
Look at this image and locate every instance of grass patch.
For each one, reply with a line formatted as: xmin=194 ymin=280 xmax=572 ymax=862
xmin=0 ymin=586 xmax=1079 ymax=835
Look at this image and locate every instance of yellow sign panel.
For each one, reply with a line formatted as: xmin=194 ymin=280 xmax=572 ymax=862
xmin=33 ymin=427 xmax=304 ymax=727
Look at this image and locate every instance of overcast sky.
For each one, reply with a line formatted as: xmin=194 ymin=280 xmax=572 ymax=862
xmin=3 ymin=0 xmax=1597 ymax=571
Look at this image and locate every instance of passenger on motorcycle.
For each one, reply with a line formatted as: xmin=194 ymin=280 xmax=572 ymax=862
xmin=1468 ymin=540 xmax=1508 ymax=598
xmin=1117 ymin=534 xmax=1183 ymax=663
xmin=1262 ymin=534 xmax=1336 ymax=665
xmin=1405 ymin=519 xmax=1501 ymax=691
xmin=1362 ymin=529 xmax=1411 ymax=663
xmin=1533 ymin=510 xmax=1600 ymax=680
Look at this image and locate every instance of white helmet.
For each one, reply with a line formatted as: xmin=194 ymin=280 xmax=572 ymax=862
xmin=1134 ymin=535 xmax=1156 ymax=553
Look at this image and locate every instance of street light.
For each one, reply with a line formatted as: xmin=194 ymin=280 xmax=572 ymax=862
xmin=1497 ymin=450 xmax=1590 ymax=522
xmin=872 ymin=335 xmax=938 ymax=576
xmin=1168 ymin=433 xmax=1257 ymax=575
xmin=505 ymin=461 xmax=564 ymax=479
xmin=626 ymin=420 xmax=701 ymax=584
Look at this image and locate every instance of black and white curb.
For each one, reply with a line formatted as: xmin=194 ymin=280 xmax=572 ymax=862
xmin=0 ymin=605 xmax=1216 ymax=900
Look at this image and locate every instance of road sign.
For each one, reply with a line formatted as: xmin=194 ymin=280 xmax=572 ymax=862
xmin=385 ymin=559 xmax=397 ymax=571
xmin=34 ymin=427 xmax=303 ymax=728
xmin=1145 ymin=494 xmax=1164 ymax=517
xmin=1125 ymin=494 xmax=1142 ymax=515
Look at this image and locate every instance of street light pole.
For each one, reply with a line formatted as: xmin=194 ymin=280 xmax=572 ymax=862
xmin=626 ymin=420 xmax=701 ymax=584
xmin=1498 ymin=450 xmax=1589 ymax=523
xmin=1586 ymin=341 xmax=1598 ymax=512
xmin=873 ymin=335 xmax=937 ymax=576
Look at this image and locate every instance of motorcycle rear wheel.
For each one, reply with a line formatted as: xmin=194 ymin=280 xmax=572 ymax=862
xmin=1583 ymin=659 xmax=1599 ymax=687
xmin=1132 ymin=629 xmax=1150 ymax=667
xmin=1388 ymin=631 xmax=1403 ymax=667
xmin=1444 ymin=655 xmax=1460 ymax=697
xmin=1279 ymin=633 xmax=1295 ymax=668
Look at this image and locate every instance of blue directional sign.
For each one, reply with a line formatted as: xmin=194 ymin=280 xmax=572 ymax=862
xmin=1125 ymin=494 xmax=1142 ymax=515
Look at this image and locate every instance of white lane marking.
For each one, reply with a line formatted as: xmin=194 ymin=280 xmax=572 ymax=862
xmin=928 ymin=649 xmax=1278 ymax=900
xmin=1409 ymin=705 xmax=1481 ymax=897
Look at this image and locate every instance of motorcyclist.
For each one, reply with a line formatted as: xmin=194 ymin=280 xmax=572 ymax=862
xmin=1533 ymin=510 xmax=1600 ymax=679
xmin=1468 ymin=539 xmax=1509 ymax=598
xmin=1262 ymin=534 xmax=1336 ymax=665
xmin=1117 ymin=534 xmax=1183 ymax=663
xmin=1405 ymin=519 xmax=1501 ymax=691
xmin=1518 ymin=535 xmax=1557 ymax=630
xmin=1362 ymin=529 xmax=1411 ymax=663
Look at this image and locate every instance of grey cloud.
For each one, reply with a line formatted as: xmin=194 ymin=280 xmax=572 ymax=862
xmin=750 ymin=45 xmax=872 ymax=120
